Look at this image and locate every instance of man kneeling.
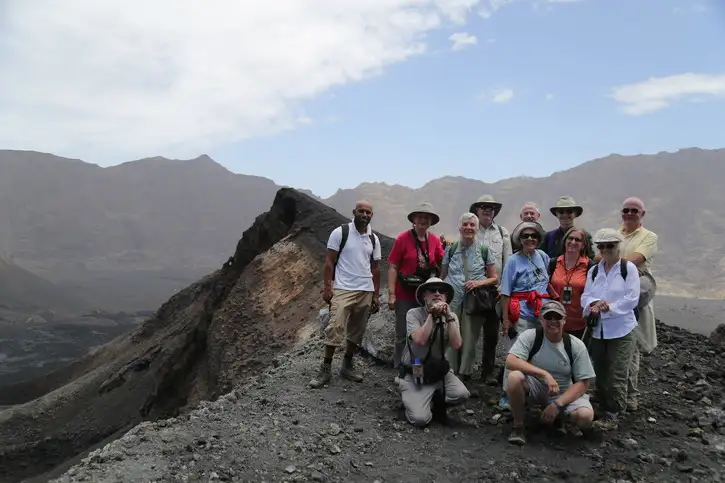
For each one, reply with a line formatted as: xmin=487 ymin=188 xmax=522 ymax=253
xmin=504 ymin=301 xmax=595 ymax=445
xmin=398 ymin=277 xmax=470 ymax=427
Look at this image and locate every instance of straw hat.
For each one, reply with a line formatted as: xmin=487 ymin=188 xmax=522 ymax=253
xmin=592 ymin=228 xmax=624 ymax=244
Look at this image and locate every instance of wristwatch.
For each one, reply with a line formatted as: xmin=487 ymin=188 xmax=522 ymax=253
xmin=553 ymin=400 xmax=564 ymax=411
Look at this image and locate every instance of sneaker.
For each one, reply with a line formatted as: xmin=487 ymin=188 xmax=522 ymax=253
xmin=340 ymin=359 xmax=363 ymax=383
xmin=593 ymin=412 xmax=619 ymax=431
xmin=498 ymin=393 xmax=510 ymax=411
xmin=308 ymin=362 xmax=332 ymax=389
xmin=508 ymin=426 xmax=526 ymax=445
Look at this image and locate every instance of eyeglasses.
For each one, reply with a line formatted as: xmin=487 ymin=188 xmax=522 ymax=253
xmin=596 ymin=243 xmax=617 ymax=250
xmin=622 ymin=208 xmax=640 ymax=215
xmin=543 ymin=313 xmax=564 ymax=321
xmin=567 ymin=236 xmax=584 ymax=243
xmin=520 ymin=233 xmax=539 ymax=240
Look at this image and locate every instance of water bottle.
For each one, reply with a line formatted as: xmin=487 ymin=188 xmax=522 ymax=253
xmin=412 ymin=357 xmax=423 ymax=385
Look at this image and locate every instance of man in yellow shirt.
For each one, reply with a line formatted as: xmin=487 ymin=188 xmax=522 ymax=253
xmin=619 ymin=196 xmax=658 ymax=412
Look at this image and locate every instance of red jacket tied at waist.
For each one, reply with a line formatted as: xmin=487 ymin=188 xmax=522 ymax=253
xmin=508 ymin=291 xmax=549 ymax=323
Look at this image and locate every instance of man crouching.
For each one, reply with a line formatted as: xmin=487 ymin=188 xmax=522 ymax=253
xmin=398 ymin=277 xmax=470 ymax=427
xmin=504 ymin=301 xmax=595 ymax=445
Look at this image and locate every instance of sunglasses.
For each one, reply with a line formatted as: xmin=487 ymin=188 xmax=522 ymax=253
xmin=557 ymin=209 xmax=575 ymax=215
xmin=543 ymin=313 xmax=564 ymax=321
xmin=596 ymin=243 xmax=617 ymax=250
xmin=621 ymin=208 xmax=639 ymax=215
xmin=426 ymin=288 xmax=446 ymax=294
xmin=520 ymin=233 xmax=539 ymax=240
xmin=567 ymin=236 xmax=584 ymax=243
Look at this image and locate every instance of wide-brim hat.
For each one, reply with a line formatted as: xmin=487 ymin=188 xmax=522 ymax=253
xmin=407 ymin=202 xmax=440 ymax=226
xmin=511 ymin=221 xmax=546 ymax=247
xmin=592 ymin=228 xmax=624 ymax=244
xmin=469 ymin=194 xmax=502 ymax=218
xmin=550 ymin=196 xmax=583 ymax=217
xmin=415 ymin=277 xmax=455 ymax=306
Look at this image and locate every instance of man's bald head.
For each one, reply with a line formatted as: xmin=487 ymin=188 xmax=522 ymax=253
xmin=354 ymin=199 xmax=373 ymax=211
xmin=621 ymin=197 xmax=645 ymax=211
xmin=352 ymin=199 xmax=374 ymax=229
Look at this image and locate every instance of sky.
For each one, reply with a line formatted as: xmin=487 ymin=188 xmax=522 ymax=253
xmin=0 ymin=0 xmax=724 ymax=197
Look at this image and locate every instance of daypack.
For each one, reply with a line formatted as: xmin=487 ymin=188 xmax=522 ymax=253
xmin=589 ymin=259 xmax=642 ymax=319
xmin=447 ymin=241 xmax=490 ymax=265
xmin=547 ymin=257 xmax=596 ymax=282
xmin=333 ymin=223 xmax=377 ymax=280
xmin=527 ymin=326 xmax=577 ymax=383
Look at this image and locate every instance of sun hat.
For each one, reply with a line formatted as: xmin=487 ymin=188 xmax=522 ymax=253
xmin=414 ymin=277 xmax=455 ymax=306
xmin=511 ymin=221 xmax=546 ymax=247
xmin=592 ymin=228 xmax=624 ymax=244
xmin=469 ymin=194 xmax=502 ymax=218
xmin=407 ymin=202 xmax=440 ymax=226
xmin=549 ymin=196 xmax=584 ymax=217
xmin=541 ymin=300 xmax=567 ymax=318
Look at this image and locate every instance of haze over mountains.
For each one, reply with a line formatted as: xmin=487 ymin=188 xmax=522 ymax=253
xmin=0 ymin=147 xmax=723 ymax=311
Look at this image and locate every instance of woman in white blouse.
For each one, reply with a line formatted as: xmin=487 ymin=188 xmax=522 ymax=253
xmin=581 ymin=228 xmax=640 ymax=431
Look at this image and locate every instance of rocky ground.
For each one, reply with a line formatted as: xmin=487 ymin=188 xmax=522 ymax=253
xmin=51 ymin=319 xmax=725 ymax=483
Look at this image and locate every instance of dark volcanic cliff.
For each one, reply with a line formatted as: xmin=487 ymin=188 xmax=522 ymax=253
xmin=0 ymin=188 xmax=393 ymax=483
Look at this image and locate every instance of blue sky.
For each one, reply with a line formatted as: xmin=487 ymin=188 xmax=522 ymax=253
xmin=212 ymin=0 xmax=725 ymax=196
xmin=1 ymin=0 xmax=724 ymax=197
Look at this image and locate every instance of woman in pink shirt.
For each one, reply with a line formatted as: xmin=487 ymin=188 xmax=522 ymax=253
xmin=387 ymin=202 xmax=445 ymax=370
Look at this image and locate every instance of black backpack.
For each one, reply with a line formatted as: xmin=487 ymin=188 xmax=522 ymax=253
xmin=332 ymin=223 xmax=377 ymax=280
xmin=527 ymin=326 xmax=577 ymax=383
xmin=589 ymin=259 xmax=640 ymax=320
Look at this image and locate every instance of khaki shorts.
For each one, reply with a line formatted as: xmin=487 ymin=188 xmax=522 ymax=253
xmin=324 ymin=289 xmax=373 ymax=348
xmin=524 ymin=375 xmax=592 ymax=414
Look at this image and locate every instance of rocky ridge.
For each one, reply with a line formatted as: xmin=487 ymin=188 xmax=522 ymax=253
xmin=52 ymin=319 xmax=725 ymax=483
xmin=0 ymin=188 xmax=383 ymax=483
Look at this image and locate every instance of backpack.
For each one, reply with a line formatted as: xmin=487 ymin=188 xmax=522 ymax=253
xmin=447 ymin=241 xmax=490 ymax=266
xmin=527 ymin=326 xmax=577 ymax=383
xmin=589 ymin=260 xmax=640 ymax=320
xmin=332 ymin=223 xmax=377 ymax=280
xmin=547 ymin=257 xmax=596 ymax=282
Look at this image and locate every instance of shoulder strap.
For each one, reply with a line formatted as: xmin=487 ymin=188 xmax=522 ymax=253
xmin=480 ymin=244 xmax=489 ymax=265
xmin=332 ymin=224 xmax=349 ymax=280
xmin=498 ymin=224 xmax=505 ymax=241
xmin=527 ymin=327 xmax=545 ymax=362
xmin=586 ymin=259 xmax=596 ymax=271
xmin=591 ymin=263 xmax=598 ymax=281
xmin=620 ymin=259 xmax=628 ymax=280
xmin=411 ymin=229 xmax=430 ymax=265
xmin=369 ymin=233 xmax=376 ymax=263
xmin=547 ymin=258 xmax=558 ymax=279
xmin=448 ymin=241 xmax=459 ymax=258
xmin=563 ymin=333 xmax=576 ymax=383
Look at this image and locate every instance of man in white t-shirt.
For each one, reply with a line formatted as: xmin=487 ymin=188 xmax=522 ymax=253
xmin=309 ymin=200 xmax=382 ymax=388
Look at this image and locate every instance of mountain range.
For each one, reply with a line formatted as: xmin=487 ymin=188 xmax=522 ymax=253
xmin=0 ymin=147 xmax=723 ymax=310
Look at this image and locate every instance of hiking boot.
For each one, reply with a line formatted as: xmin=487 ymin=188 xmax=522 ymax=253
xmin=626 ymin=399 xmax=639 ymax=412
xmin=593 ymin=412 xmax=619 ymax=432
xmin=308 ymin=362 xmax=332 ymax=389
xmin=508 ymin=425 xmax=526 ymax=445
xmin=483 ymin=373 xmax=498 ymax=387
xmin=461 ymin=375 xmax=479 ymax=398
xmin=340 ymin=358 xmax=363 ymax=383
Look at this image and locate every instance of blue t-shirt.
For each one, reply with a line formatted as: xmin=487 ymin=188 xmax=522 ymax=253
xmin=500 ymin=249 xmax=551 ymax=321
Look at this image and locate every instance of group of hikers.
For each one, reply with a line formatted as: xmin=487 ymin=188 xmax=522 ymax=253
xmin=310 ymin=194 xmax=658 ymax=445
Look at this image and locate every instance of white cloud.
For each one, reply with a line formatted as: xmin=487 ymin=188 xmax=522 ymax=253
xmin=449 ymin=32 xmax=478 ymax=51
xmin=0 ymin=0 xmax=488 ymax=162
xmin=492 ymin=88 xmax=515 ymax=103
xmin=545 ymin=93 xmax=554 ymax=100
xmin=610 ymin=73 xmax=725 ymax=115
xmin=479 ymin=0 xmax=515 ymax=19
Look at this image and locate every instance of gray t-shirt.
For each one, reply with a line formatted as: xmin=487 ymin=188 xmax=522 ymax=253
xmin=503 ymin=328 xmax=595 ymax=395
xmin=401 ymin=306 xmax=459 ymax=367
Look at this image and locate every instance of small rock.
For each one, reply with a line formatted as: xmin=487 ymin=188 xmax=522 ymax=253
xmin=675 ymin=464 xmax=694 ymax=473
xmin=466 ymin=409 xmax=475 ymax=415
xmin=619 ymin=438 xmax=639 ymax=449
xmin=329 ymin=445 xmax=341 ymax=454
xmin=329 ymin=423 xmax=341 ymax=436
xmin=311 ymin=471 xmax=325 ymax=481
xmin=647 ymin=417 xmax=657 ymax=423
xmin=285 ymin=465 xmax=296 ymax=474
